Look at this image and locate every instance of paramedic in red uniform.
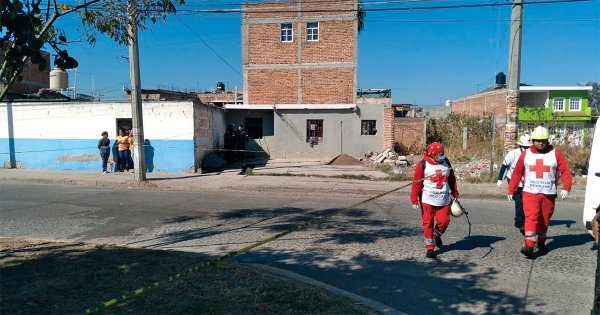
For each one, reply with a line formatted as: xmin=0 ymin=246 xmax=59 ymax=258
xmin=411 ymin=142 xmax=459 ymax=259
xmin=508 ymin=126 xmax=572 ymax=259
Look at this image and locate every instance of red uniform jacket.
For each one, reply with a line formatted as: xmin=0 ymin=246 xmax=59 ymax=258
xmin=410 ymin=155 xmax=459 ymax=205
xmin=507 ymin=145 xmax=572 ymax=195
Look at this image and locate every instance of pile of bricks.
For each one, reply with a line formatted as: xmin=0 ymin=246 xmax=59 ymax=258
xmin=362 ymin=148 xmax=411 ymax=166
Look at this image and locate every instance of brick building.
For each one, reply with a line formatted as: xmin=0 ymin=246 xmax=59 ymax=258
xmin=451 ymin=86 xmax=593 ymax=146
xmin=224 ymin=0 xmax=389 ymax=160
xmin=0 ymin=52 xmax=50 ymax=95
xmin=242 ymin=0 xmax=357 ymax=105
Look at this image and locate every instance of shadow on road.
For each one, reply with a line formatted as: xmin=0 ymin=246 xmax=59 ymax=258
xmin=438 ymin=235 xmax=505 ymax=255
xmin=547 ymin=232 xmax=593 ymax=251
xmin=549 ymin=219 xmax=577 ymax=228
xmin=125 ymin=205 xmax=537 ymax=314
xmin=237 ymin=248 xmax=536 ymax=314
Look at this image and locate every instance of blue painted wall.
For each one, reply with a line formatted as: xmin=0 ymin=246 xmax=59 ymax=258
xmin=0 ymin=138 xmax=194 ymax=172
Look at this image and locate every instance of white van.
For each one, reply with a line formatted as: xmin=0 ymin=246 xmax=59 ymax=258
xmin=584 ymin=120 xmax=600 ymax=235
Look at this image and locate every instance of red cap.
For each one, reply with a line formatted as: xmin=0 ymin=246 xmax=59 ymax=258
xmin=425 ymin=142 xmax=444 ymax=157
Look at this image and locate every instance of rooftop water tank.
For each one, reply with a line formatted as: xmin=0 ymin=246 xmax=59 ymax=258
xmin=49 ymin=68 xmax=68 ymax=90
xmin=496 ymin=72 xmax=506 ymax=86
xmin=216 ymin=82 xmax=225 ymax=92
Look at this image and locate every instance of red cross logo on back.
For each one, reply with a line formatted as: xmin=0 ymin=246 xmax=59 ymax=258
xmin=530 ymin=159 xmax=551 ymax=179
xmin=430 ymin=169 xmax=447 ymax=189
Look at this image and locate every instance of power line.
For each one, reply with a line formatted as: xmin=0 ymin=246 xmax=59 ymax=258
xmin=61 ymin=0 xmax=597 ymax=13
xmin=175 ymin=15 xmax=242 ymax=78
xmin=368 ymin=17 xmax=600 ymax=23
xmin=158 ymin=0 xmax=597 ymax=13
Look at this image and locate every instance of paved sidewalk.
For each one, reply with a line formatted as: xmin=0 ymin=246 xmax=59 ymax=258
xmin=0 ymin=163 xmax=586 ymax=201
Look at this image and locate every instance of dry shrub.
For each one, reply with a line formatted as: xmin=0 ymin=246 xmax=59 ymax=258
xmin=427 ymin=113 xmax=504 ymax=162
xmin=555 ymin=144 xmax=592 ymax=176
xmin=426 ymin=113 xmax=592 ymax=180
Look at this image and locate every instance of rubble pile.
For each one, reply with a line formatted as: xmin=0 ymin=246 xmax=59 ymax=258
xmin=361 ymin=148 xmax=411 ymax=166
xmin=453 ymin=158 xmax=498 ymax=180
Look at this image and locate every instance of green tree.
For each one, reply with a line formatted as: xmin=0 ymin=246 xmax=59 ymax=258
xmin=583 ymin=81 xmax=599 ymax=112
xmin=358 ymin=1 xmax=366 ymax=33
xmin=1 ymin=0 xmax=184 ymax=100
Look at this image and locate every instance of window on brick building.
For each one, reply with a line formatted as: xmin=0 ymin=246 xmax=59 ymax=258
xmin=306 ymin=22 xmax=319 ymax=42
xmin=553 ymin=97 xmax=565 ymax=112
xmin=280 ymin=23 xmax=293 ymax=42
xmin=306 ymin=119 xmax=323 ymax=144
xmin=361 ymin=120 xmax=377 ymax=135
xmin=245 ymin=118 xmax=263 ymax=139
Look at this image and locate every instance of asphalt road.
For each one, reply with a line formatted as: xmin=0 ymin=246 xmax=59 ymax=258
xmin=0 ymin=182 xmax=595 ymax=314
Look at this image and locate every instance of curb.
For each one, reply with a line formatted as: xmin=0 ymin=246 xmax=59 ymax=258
xmin=243 ymin=263 xmax=406 ymax=315
xmin=0 ymin=173 xmax=586 ymax=202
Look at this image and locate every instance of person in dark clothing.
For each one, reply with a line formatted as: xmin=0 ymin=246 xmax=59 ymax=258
xmin=234 ymin=124 xmax=249 ymax=162
xmin=97 ymin=131 xmax=111 ymax=174
xmin=224 ymin=123 xmax=236 ymax=163
xmin=497 ymin=134 xmax=532 ymax=235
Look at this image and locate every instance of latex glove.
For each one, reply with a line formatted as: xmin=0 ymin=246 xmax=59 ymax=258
xmin=560 ymin=190 xmax=569 ymax=200
xmin=507 ymin=194 xmax=513 ymax=201
xmin=411 ymin=204 xmax=420 ymax=210
xmin=497 ymin=180 xmax=503 ymax=189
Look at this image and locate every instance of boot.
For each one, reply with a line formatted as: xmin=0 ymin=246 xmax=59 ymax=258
xmin=521 ymin=246 xmax=534 ymax=259
xmin=425 ymin=250 xmax=437 ymax=259
xmin=435 ymin=236 xmax=444 ymax=249
xmin=537 ymin=243 xmax=549 ymax=254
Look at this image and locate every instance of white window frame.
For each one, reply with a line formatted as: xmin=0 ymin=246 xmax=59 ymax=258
xmin=306 ymin=22 xmax=319 ymax=42
xmin=280 ymin=23 xmax=293 ymax=43
xmin=569 ymin=97 xmax=582 ymax=111
xmin=552 ymin=97 xmax=565 ymax=112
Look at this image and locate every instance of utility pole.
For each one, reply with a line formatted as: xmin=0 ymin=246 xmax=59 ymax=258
xmin=505 ymin=0 xmax=523 ymax=152
xmin=128 ymin=0 xmax=146 ymax=181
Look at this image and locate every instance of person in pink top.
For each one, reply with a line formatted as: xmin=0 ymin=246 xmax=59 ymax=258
xmin=508 ymin=126 xmax=572 ymax=259
xmin=410 ymin=142 xmax=459 ymax=259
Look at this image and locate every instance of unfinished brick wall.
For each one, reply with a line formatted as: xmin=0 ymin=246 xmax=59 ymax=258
xmin=301 ymin=69 xmax=354 ymax=104
xmin=393 ymin=118 xmax=426 ymax=154
xmin=7 ymin=53 xmax=50 ymax=94
xmin=301 ymin=20 xmax=354 ymax=63
xmin=248 ymin=23 xmax=298 ymax=65
xmin=383 ymin=106 xmax=395 ymax=149
xmin=248 ymin=69 xmax=298 ymax=104
xmin=243 ymin=0 xmax=357 ymax=105
xmin=452 ymin=89 xmax=507 ymax=122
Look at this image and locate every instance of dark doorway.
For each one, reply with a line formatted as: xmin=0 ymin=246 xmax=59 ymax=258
xmin=116 ymin=118 xmax=132 ymax=134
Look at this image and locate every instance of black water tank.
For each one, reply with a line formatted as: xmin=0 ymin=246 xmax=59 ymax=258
xmin=217 ymin=82 xmax=225 ymax=92
xmin=496 ymin=72 xmax=506 ymax=86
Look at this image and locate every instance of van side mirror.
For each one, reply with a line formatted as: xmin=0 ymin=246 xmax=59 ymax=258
xmin=595 ymin=172 xmax=600 ymax=177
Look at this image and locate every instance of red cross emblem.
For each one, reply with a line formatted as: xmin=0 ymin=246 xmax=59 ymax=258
xmin=430 ymin=169 xmax=447 ymax=189
xmin=529 ymin=159 xmax=551 ymax=179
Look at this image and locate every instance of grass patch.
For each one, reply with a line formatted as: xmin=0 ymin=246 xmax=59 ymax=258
xmin=0 ymin=238 xmax=375 ymax=314
xmin=376 ymin=165 xmax=413 ymax=182
xmin=461 ymin=171 xmax=497 ymax=184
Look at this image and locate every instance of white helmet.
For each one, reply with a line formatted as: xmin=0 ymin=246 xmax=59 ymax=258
xmin=517 ymin=134 xmax=532 ymax=147
xmin=450 ymin=199 xmax=465 ymax=218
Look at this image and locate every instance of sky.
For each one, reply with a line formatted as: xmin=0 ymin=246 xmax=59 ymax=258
xmin=52 ymin=0 xmax=600 ymax=105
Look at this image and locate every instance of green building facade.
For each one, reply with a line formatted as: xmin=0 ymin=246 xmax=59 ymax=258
xmin=518 ymin=86 xmax=593 ymax=146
